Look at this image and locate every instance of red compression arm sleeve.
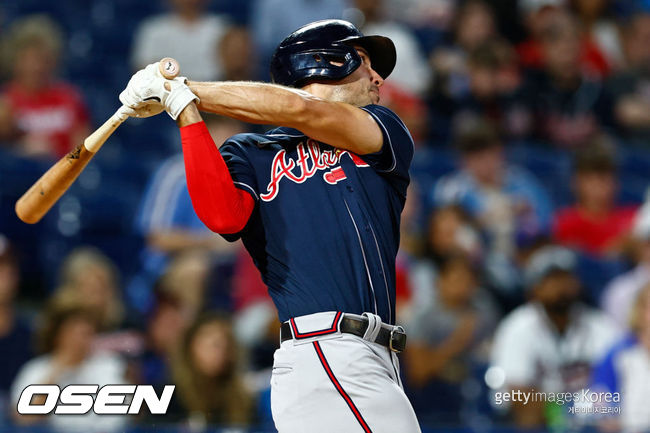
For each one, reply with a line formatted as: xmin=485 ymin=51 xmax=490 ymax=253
xmin=180 ymin=121 xmax=254 ymax=234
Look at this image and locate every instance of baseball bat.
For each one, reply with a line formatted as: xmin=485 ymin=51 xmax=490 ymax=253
xmin=15 ymin=57 xmax=180 ymax=224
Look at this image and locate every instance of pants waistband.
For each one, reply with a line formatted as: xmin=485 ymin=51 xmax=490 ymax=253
xmin=280 ymin=312 xmax=406 ymax=353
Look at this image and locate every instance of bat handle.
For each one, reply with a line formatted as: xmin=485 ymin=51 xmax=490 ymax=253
xmin=113 ymin=105 xmax=132 ymax=123
xmin=83 ymin=106 xmax=129 ymax=153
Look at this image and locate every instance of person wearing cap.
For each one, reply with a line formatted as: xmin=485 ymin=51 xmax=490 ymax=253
xmin=489 ymin=245 xmax=620 ymax=427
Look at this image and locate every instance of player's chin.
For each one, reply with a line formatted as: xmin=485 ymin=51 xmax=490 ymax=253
xmin=369 ymin=91 xmax=380 ymax=104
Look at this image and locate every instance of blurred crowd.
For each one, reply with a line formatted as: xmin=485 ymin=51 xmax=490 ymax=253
xmin=1 ymin=0 xmax=650 ymax=431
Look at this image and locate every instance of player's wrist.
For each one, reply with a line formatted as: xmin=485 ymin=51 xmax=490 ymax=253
xmin=165 ymin=77 xmax=199 ymax=120
xmin=176 ymin=103 xmax=203 ymax=127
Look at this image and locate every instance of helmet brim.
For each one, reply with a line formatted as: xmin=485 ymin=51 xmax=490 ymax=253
xmin=342 ymin=35 xmax=396 ymax=80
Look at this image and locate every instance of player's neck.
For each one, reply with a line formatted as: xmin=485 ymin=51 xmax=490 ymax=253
xmin=301 ymin=83 xmax=358 ymax=106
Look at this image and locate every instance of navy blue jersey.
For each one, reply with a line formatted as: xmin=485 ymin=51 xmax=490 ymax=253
xmin=219 ymin=105 xmax=413 ymax=324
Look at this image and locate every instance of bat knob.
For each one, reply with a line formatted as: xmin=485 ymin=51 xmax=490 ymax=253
xmin=159 ymin=57 xmax=180 ymax=79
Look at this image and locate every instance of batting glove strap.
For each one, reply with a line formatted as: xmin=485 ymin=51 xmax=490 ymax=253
xmin=165 ymin=78 xmax=199 ymax=120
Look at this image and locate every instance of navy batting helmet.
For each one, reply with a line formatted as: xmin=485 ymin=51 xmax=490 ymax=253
xmin=270 ymin=19 xmax=396 ymax=88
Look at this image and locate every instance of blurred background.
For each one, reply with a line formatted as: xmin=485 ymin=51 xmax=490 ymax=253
xmin=1 ymin=0 xmax=650 ymax=432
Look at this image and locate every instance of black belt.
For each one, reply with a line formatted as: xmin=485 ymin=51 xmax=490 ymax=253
xmin=280 ymin=315 xmax=407 ymax=353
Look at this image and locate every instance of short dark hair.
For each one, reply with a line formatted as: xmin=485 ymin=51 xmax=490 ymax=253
xmin=574 ymin=137 xmax=617 ymax=174
xmin=454 ymin=117 xmax=501 ymax=154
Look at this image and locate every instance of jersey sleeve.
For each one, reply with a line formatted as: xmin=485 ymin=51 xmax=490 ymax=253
xmin=359 ymin=105 xmax=414 ymax=184
xmin=219 ymin=138 xmax=261 ymax=202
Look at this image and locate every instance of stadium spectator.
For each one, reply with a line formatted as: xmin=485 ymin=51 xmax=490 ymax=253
xmin=0 ymin=15 xmax=90 ymax=159
xmin=218 ymin=26 xmax=256 ymax=82
xmin=520 ymin=9 xmax=604 ymax=147
xmin=433 ymin=118 xmax=552 ymax=266
xmin=0 ymin=236 xmax=32 ymax=408
xmin=11 ymin=301 xmax=128 ymax=432
xmin=517 ymin=2 xmax=610 ymax=77
xmin=553 ymin=140 xmax=636 ymax=257
xmin=591 ymin=283 xmax=650 ymax=432
xmin=50 ymin=247 xmax=125 ymax=331
xmin=157 ymin=249 xmax=212 ymax=318
xmin=601 ymin=195 xmax=650 ymax=327
xmin=619 ymin=11 xmax=650 ymax=70
xmin=250 ymin=0 xmax=346 ymax=65
xmin=405 ymin=254 xmax=498 ymax=423
xmin=429 ymin=0 xmax=498 ymax=80
xmin=131 ymin=0 xmax=231 ymax=81
xmin=353 ymin=0 xmax=431 ymax=95
xmin=137 ymin=289 xmax=189 ymax=394
xmin=381 ymin=0 xmax=456 ymax=32
xmin=447 ymin=39 xmax=530 ymax=140
xmin=603 ymin=12 xmax=650 ymax=145
xmin=569 ymin=0 xmax=622 ymax=70
xmin=170 ymin=313 xmax=255 ymax=427
xmin=407 ymin=204 xmax=482 ymax=317
xmin=423 ymin=205 xmax=482 ymax=267
xmin=427 ymin=0 xmax=499 ymax=140
xmin=489 ymin=246 xmax=620 ymax=427
xmin=126 ymin=116 xmax=244 ymax=313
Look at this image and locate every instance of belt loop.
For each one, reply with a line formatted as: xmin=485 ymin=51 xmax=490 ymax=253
xmin=361 ymin=312 xmax=382 ymax=342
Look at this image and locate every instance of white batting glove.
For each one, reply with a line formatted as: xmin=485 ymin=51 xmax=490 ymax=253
xmin=119 ymin=63 xmax=198 ymax=120
xmin=163 ymin=77 xmax=199 ymax=120
xmin=119 ymin=64 xmax=166 ymax=118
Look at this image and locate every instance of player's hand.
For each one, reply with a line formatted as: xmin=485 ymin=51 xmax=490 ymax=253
xmin=119 ymin=64 xmax=166 ymax=118
xmin=163 ymin=76 xmax=200 ymax=120
xmin=119 ymin=63 xmax=198 ymax=120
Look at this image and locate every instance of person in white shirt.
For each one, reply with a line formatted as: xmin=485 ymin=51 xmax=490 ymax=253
xmin=489 ymin=246 xmax=621 ymax=428
xmin=11 ymin=302 xmax=128 ymax=433
xmin=601 ymin=197 xmax=650 ymax=328
xmin=131 ymin=0 xmax=230 ymax=81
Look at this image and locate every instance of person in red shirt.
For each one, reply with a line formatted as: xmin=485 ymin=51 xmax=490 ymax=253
xmin=553 ymin=139 xmax=637 ymax=257
xmin=517 ymin=3 xmax=610 ymax=78
xmin=0 ymin=15 xmax=90 ymax=159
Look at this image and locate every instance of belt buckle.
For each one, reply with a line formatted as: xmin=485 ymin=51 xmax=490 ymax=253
xmin=389 ymin=325 xmax=406 ymax=353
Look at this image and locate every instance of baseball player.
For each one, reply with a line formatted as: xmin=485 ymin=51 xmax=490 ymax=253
xmin=120 ymin=19 xmax=421 ymax=433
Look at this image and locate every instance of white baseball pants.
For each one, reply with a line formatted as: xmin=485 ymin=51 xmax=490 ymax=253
xmin=270 ymin=312 xmax=421 ymax=433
